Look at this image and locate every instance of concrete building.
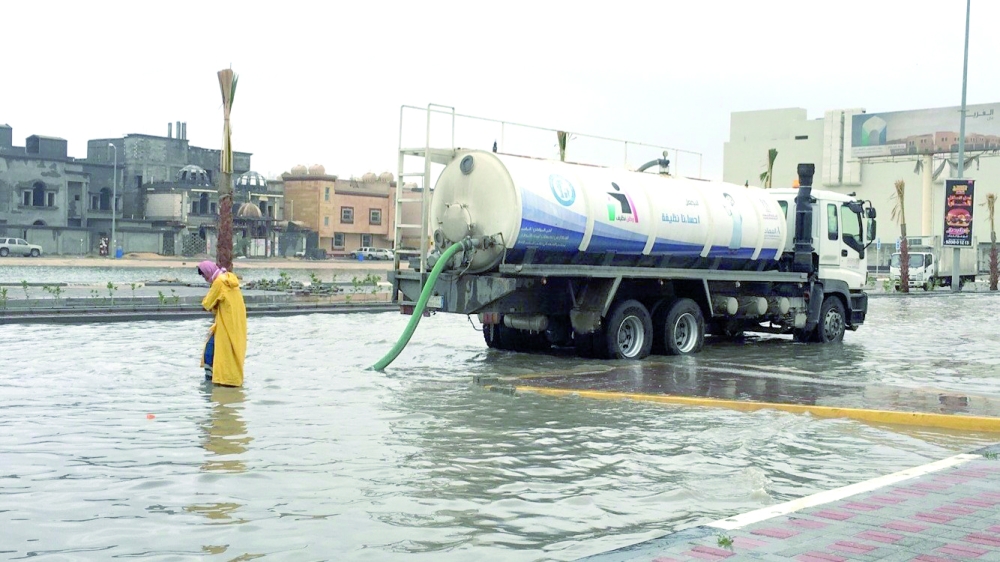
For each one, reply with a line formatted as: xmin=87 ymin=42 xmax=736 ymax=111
xmin=724 ymin=106 xmax=1000 ymax=269
xmin=0 ymin=124 xmax=121 ymax=254
xmin=86 ymin=121 xmax=251 ymax=219
xmin=282 ymin=165 xmax=395 ymax=254
xmin=0 ymin=120 xmax=266 ymax=256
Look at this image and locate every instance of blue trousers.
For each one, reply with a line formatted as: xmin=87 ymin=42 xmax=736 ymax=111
xmin=204 ymin=334 xmax=215 ymax=373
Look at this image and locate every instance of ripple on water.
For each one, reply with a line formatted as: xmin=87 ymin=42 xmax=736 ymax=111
xmin=1 ymin=295 xmax=998 ymax=560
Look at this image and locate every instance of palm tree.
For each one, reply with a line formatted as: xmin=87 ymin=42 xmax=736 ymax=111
xmin=984 ymin=193 xmax=998 ymax=291
xmin=557 ymin=131 xmax=568 ymax=162
xmin=759 ymin=148 xmax=778 ymax=188
xmin=216 ymin=68 xmax=238 ymax=271
xmin=891 ymin=179 xmax=909 ymax=293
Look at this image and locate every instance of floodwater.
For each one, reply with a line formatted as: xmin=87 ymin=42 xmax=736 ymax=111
xmin=2 ymin=294 xmax=999 ymax=561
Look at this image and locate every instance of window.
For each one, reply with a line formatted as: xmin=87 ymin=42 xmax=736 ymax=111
xmin=333 ymin=232 xmax=345 ymax=248
xmin=210 ymin=202 xmax=218 ymax=215
xmin=32 ymin=182 xmax=45 ymax=206
xmin=47 ymin=192 xmax=55 ymax=207
xmin=827 ymin=204 xmax=839 ymax=241
xmin=794 ymin=135 xmax=809 ymax=140
xmin=778 ymin=201 xmax=788 ymax=218
xmin=23 ymin=191 xmax=31 ymax=206
xmin=369 ymin=208 xmax=382 ymax=225
xmin=341 ymin=206 xmax=354 ymax=223
xmin=324 ymin=216 xmax=330 ymax=226
xmin=361 ymin=234 xmax=373 ymax=247
xmin=841 ymin=203 xmax=860 ymax=240
xmin=325 ymin=187 xmax=331 ymax=201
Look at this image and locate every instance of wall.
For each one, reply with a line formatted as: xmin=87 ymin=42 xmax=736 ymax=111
xmin=146 ymin=192 xmax=188 ymax=221
xmin=723 ymin=108 xmax=825 ymax=189
xmin=0 ymin=156 xmax=77 ymax=227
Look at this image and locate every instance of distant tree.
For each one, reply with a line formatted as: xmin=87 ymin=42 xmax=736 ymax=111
xmin=759 ymin=148 xmax=778 ymax=188
xmin=891 ymin=179 xmax=909 ymax=293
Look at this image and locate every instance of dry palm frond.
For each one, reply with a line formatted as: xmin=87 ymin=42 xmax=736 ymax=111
xmin=890 ymin=180 xmax=906 ymax=225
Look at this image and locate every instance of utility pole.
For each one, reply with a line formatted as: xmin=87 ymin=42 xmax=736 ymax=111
xmin=953 ymin=0 xmax=971 ymax=292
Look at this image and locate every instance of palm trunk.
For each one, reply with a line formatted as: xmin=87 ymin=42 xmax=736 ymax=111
xmin=217 ymin=181 xmax=233 ymax=270
xmin=990 ymin=232 xmax=998 ymax=291
xmin=216 ymin=68 xmax=238 ymax=271
xmin=899 ymin=223 xmax=909 ymax=293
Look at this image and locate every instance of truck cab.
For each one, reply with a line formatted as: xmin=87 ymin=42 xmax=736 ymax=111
xmin=890 ymin=252 xmax=934 ymax=291
xmin=770 ymin=188 xmax=875 ymax=292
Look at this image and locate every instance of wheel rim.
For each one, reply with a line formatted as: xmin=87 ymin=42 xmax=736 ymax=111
xmin=616 ymin=315 xmax=645 ymax=358
xmin=823 ymin=309 xmax=844 ymax=341
xmin=673 ymin=313 xmax=698 ymax=353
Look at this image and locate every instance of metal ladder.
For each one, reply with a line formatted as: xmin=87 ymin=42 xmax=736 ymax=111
xmin=392 ymin=103 xmax=456 ymax=302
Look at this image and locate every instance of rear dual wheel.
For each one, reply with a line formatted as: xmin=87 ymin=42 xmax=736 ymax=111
xmin=653 ymin=298 xmax=705 ymax=356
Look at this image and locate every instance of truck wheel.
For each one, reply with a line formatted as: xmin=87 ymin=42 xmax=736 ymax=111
xmin=30 ymin=249 xmax=40 ymax=257
xmin=603 ymin=299 xmax=652 ymax=360
xmin=483 ymin=323 xmax=508 ymax=350
xmin=661 ymin=298 xmax=705 ymax=355
xmin=923 ymin=281 xmax=931 ymax=292
xmin=815 ymin=296 xmax=846 ymax=343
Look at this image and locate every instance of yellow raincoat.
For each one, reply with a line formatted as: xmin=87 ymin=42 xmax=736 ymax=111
xmin=200 ymin=272 xmax=247 ymax=387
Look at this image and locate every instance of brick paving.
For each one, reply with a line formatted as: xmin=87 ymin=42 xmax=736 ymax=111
xmin=579 ymin=445 xmax=1000 ymax=561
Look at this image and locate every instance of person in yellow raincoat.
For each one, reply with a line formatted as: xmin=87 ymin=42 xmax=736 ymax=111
xmin=197 ymin=260 xmax=247 ymax=387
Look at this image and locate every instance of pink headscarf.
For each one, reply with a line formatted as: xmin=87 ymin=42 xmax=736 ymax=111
xmin=196 ymin=260 xmax=227 ymax=282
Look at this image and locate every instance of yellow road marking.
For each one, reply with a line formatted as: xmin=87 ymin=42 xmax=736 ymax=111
xmin=511 ymin=386 xmax=1000 ymax=433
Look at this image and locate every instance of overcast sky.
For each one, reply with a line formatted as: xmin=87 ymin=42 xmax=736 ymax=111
xmin=5 ymin=1 xmax=999 ymax=181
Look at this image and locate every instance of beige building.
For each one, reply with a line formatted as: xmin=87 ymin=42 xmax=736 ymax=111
xmin=282 ymin=165 xmax=395 ymax=254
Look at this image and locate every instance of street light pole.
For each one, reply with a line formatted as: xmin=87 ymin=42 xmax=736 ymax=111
xmin=953 ymin=0 xmax=971 ymax=292
xmin=108 ymin=143 xmax=118 ymax=258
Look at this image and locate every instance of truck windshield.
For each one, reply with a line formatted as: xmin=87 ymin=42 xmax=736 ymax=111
xmin=890 ymin=254 xmax=925 ymax=268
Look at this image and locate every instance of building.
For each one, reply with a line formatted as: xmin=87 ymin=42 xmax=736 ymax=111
xmin=0 ymin=120 xmax=268 ymax=256
xmin=0 ymin=124 xmax=120 ymax=254
xmin=282 ymin=165 xmax=395 ymax=254
xmin=723 ymin=105 xmax=1000 ymax=269
xmin=86 ymin=121 xmax=252 ymax=219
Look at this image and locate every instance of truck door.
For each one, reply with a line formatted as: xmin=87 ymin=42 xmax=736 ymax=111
xmin=818 ymin=202 xmax=841 ymax=269
xmin=838 ymin=203 xmax=866 ymax=288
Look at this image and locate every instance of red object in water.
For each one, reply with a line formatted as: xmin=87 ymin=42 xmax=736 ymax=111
xmin=146 ymin=414 xmax=155 ymax=420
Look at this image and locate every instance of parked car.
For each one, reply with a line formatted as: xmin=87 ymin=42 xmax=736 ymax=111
xmin=351 ymin=247 xmax=387 ymax=260
xmin=373 ymin=248 xmax=394 ymax=260
xmin=0 ymin=238 xmax=42 ymax=257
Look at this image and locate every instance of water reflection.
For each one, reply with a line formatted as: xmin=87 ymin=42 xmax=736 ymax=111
xmin=199 ymin=382 xmax=251 ymax=473
xmin=184 ymin=383 xmax=251 ymax=526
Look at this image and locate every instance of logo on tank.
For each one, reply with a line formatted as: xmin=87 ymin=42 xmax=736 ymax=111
xmin=549 ymin=174 xmax=576 ymax=207
xmin=606 ymin=182 xmax=638 ymax=224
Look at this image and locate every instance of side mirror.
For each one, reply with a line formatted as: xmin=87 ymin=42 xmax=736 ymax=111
xmin=868 ymin=219 xmax=877 ymax=241
xmin=866 ymin=207 xmax=877 ymax=219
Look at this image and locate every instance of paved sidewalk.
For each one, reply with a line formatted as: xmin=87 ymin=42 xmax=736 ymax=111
xmin=579 ymin=445 xmax=1000 ymax=561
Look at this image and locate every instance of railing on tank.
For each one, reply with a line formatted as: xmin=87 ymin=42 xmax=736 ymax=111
xmin=393 ymin=103 xmax=705 ymax=299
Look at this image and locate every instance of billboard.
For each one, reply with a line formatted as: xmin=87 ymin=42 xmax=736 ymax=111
xmin=851 ymin=103 xmax=1000 ymax=158
xmin=943 ymin=179 xmax=975 ymax=247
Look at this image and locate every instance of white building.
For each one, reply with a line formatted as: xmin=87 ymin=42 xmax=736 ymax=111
xmin=724 ymin=106 xmax=1000 ymax=269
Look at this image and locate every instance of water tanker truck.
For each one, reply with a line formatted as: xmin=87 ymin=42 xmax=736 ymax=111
xmin=392 ymin=151 xmax=877 ymax=359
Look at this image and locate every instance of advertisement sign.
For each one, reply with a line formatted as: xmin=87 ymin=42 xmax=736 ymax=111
xmin=943 ymin=179 xmax=975 ymax=247
xmin=851 ymin=103 xmax=1000 ymax=158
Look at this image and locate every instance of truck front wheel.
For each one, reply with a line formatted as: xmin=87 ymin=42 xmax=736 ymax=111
xmin=815 ymin=296 xmax=846 ymax=343
xmin=603 ymin=299 xmax=653 ymax=360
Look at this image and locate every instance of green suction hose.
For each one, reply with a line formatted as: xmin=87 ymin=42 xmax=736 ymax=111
xmin=371 ymin=239 xmax=472 ymax=371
